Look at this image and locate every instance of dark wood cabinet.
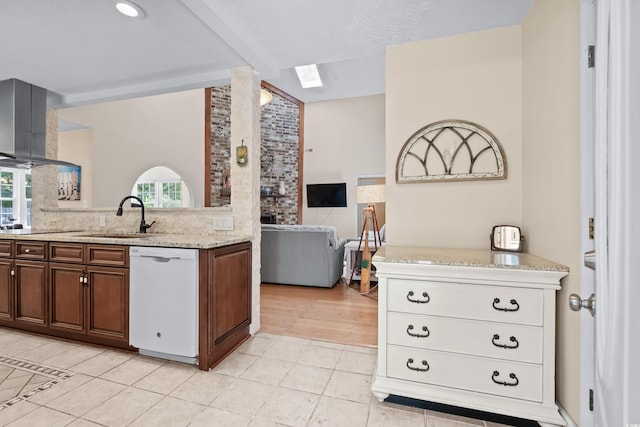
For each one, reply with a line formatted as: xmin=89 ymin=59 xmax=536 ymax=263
xmin=0 ymin=241 xmax=15 ymax=325
xmin=49 ymin=262 xmax=85 ymax=333
xmin=0 ymin=258 xmax=13 ymax=321
xmin=86 ymin=265 xmax=128 ymax=342
xmin=0 ymin=241 xmax=13 ymax=258
xmin=199 ymin=241 xmax=252 ymax=370
xmin=48 ymin=243 xmax=129 ymax=347
xmin=14 ymin=260 xmax=48 ymax=328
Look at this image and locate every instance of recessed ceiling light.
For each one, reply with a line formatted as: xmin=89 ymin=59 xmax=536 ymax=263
xmin=294 ymin=64 xmax=323 ymax=88
xmin=115 ymin=1 xmax=145 ymax=19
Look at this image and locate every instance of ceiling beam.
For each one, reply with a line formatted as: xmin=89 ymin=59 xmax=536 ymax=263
xmin=54 ymin=68 xmax=232 ymax=108
xmin=181 ymin=0 xmax=280 ymax=79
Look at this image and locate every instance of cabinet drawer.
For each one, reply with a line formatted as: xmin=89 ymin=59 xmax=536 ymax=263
xmin=87 ymin=245 xmax=128 ymax=267
xmin=15 ymin=241 xmax=48 ymax=260
xmin=387 ymin=279 xmax=543 ymax=326
xmin=50 ymin=243 xmax=85 ymax=263
xmin=387 ymin=345 xmax=542 ymax=402
xmin=387 ymin=312 xmax=542 ymax=364
xmin=0 ymin=241 xmax=13 ymax=258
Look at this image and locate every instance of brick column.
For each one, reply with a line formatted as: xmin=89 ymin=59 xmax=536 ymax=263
xmin=230 ymin=66 xmax=261 ymax=333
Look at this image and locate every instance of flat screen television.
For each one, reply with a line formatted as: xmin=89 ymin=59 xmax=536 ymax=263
xmin=306 ymin=183 xmax=347 ymax=208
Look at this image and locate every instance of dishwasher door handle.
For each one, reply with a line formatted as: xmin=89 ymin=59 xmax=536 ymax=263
xmin=138 ymin=255 xmax=182 ymax=262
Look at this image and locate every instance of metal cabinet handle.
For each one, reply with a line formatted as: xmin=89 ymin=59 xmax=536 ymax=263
xmin=406 ymin=324 xmax=430 ymax=338
xmin=491 ymin=334 xmax=519 ymax=349
xmin=10 ymin=269 xmax=15 ymax=276
xmin=407 ymin=291 xmax=430 ymax=304
xmin=492 ymin=298 xmax=519 ymax=312
xmin=406 ymin=358 xmax=430 ymax=372
xmin=24 ymin=248 xmax=30 ymax=253
xmin=491 ymin=370 xmax=519 ymax=387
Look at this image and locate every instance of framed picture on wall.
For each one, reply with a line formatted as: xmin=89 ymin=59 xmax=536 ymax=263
xmin=57 ymin=165 xmax=81 ymax=201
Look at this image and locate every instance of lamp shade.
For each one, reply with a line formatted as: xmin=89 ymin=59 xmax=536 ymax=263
xmin=355 ymin=184 xmax=386 ymax=204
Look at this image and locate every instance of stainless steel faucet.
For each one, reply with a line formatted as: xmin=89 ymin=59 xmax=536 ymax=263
xmin=116 ymin=195 xmax=155 ymax=233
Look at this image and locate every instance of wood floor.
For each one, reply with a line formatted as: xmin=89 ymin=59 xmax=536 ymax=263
xmin=260 ymin=280 xmax=378 ymax=348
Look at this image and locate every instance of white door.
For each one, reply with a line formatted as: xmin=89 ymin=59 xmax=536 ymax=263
xmin=577 ymin=2 xmax=596 ymax=426
xmin=578 ymin=1 xmax=640 ymax=425
xmin=574 ymin=0 xmax=596 ymax=427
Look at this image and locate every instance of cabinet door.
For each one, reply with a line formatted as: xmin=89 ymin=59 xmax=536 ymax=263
xmin=0 ymin=259 xmax=13 ymax=322
xmin=49 ymin=263 xmax=85 ymax=333
xmin=211 ymin=245 xmax=251 ymax=340
xmin=86 ymin=266 xmax=128 ymax=343
xmin=199 ymin=242 xmax=252 ymax=370
xmin=14 ymin=260 xmax=48 ymax=327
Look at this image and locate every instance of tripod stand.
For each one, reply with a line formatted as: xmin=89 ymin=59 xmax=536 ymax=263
xmin=349 ymin=204 xmax=382 ymax=293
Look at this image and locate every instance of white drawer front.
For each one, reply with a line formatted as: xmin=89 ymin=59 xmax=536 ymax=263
xmin=387 ymin=312 xmax=543 ymax=364
xmin=387 ymin=345 xmax=542 ymax=402
xmin=387 ymin=279 xmax=543 ymax=326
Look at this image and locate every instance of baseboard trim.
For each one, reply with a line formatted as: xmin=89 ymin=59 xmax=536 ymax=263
xmin=558 ymin=401 xmax=578 ymax=427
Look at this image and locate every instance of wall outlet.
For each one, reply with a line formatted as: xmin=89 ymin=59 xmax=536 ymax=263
xmin=82 ymin=200 xmax=88 ymax=208
xmin=213 ymin=216 xmax=233 ymax=231
xmin=99 ymin=215 xmax=106 ymax=227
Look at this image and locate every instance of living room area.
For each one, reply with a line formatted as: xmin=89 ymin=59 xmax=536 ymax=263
xmin=206 ymin=82 xmax=386 ymax=348
xmin=262 ymin=92 xmax=385 ymax=348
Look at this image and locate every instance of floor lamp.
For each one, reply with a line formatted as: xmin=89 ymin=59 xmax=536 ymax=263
xmin=350 ymin=184 xmax=385 ymax=293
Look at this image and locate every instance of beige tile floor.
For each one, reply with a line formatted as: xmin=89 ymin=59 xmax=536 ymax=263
xmin=0 ymin=327 xmax=513 ymax=427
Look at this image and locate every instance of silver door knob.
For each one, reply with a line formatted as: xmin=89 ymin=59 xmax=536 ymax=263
xmin=569 ymin=293 xmax=596 ymax=316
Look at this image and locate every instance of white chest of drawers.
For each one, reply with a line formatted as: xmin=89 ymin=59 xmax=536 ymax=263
xmin=371 ymin=247 xmax=568 ymax=427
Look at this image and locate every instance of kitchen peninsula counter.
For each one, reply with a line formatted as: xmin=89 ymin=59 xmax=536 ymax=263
xmin=0 ymin=231 xmax=252 ymax=371
xmin=0 ymin=231 xmax=251 ymax=249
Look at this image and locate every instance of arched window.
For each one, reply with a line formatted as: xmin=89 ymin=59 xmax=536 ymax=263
xmin=131 ymin=166 xmax=192 ymax=208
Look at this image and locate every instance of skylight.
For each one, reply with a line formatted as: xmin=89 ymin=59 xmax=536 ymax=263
xmin=294 ymin=64 xmax=323 ymax=88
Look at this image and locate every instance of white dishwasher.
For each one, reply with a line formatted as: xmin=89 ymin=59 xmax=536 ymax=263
xmin=129 ymin=246 xmax=198 ymax=364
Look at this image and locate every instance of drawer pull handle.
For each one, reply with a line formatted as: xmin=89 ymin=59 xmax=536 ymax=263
xmin=24 ymin=249 xmax=30 ymax=253
xmin=492 ymin=297 xmax=519 ymax=312
xmin=491 ymin=370 xmax=519 ymax=387
xmin=491 ymin=334 xmax=519 ymax=349
xmin=407 ymin=291 xmax=430 ymax=304
xmin=406 ymin=358 xmax=430 ymax=372
xmin=406 ymin=324 xmax=430 ymax=338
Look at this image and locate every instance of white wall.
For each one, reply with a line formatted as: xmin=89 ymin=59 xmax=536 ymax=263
xmin=385 ymin=27 xmax=522 ymax=248
xmin=522 ymin=0 xmax=581 ymax=420
xmin=58 ymin=128 xmax=93 ymax=209
xmin=302 ymin=95 xmax=385 ymax=239
xmin=57 ymin=89 xmax=204 ymax=208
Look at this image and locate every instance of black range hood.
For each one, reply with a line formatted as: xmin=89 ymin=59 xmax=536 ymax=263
xmin=0 ymin=78 xmax=77 ymax=169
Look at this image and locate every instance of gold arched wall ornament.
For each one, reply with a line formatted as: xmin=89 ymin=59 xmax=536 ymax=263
xmin=396 ymin=120 xmax=507 ymax=183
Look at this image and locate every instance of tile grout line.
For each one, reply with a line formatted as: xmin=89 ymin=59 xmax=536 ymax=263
xmin=0 ymin=354 xmax=75 ymax=411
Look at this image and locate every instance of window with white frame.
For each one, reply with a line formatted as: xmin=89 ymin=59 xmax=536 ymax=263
xmin=131 ymin=166 xmax=190 ymax=209
xmin=134 ymin=179 xmax=182 ymax=208
xmin=0 ymin=168 xmax=32 ymax=228
xmin=135 ymin=181 xmax=156 ymax=208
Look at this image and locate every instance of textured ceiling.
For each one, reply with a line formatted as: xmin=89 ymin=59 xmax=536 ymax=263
xmin=0 ymin=0 xmax=534 ymax=107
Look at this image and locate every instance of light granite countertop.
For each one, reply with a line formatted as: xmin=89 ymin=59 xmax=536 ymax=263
xmin=0 ymin=230 xmax=251 ymax=249
xmin=372 ymin=246 xmax=569 ymax=272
